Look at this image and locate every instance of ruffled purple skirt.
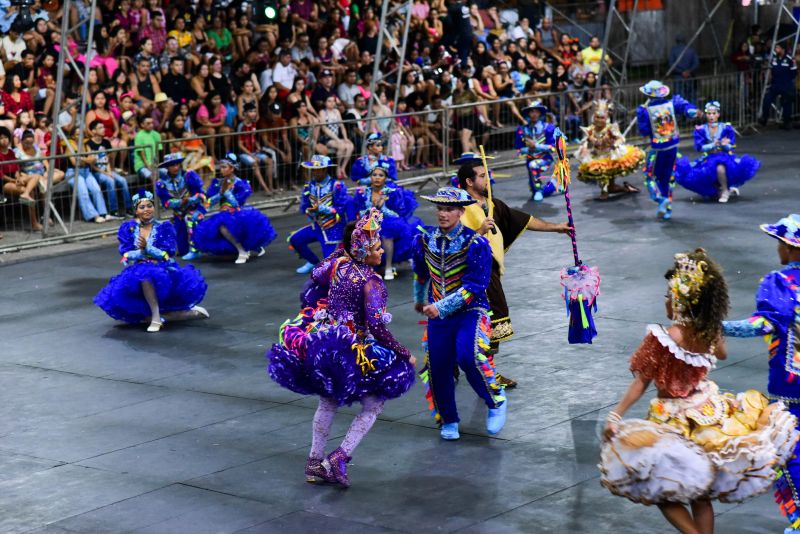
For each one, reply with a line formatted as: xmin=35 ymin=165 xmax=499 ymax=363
xmin=94 ymin=262 xmax=207 ymax=323
xmin=193 ymin=208 xmax=277 ymax=255
xmin=675 ymin=152 xmax=760 ymax=198
xmin=267 ymin=310 xmax=415 ymax=406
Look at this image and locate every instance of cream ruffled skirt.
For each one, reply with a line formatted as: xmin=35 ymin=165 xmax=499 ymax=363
xmin=599 ymin=380 xmax=799 ymax=504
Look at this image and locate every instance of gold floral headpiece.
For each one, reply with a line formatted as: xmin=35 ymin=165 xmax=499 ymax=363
xmin=669 ymin=252 xmax=709 ymax=314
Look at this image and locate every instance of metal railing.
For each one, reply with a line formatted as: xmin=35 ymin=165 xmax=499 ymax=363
xmin=0 ymin=68 xmax=788 ymax=253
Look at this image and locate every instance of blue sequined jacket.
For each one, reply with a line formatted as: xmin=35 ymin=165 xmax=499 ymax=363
xmin=351 ymin=155 xmax=398 ymax=186
xmin=636 ymin=95 xmax=697 ymax=150
xmin=724 ymin=263 xmax=800 ymax=403
xmin=118 ymin=219 xmax=177 ymax=265
xmin=411 ymin=224 xmax=492 ymax=318
xmin=206 ymin=176 xmax=251 ymax=210
xmin=516 ymin=120 xmax=556 ymax=161
xmin=300 ymin=175 xmax=349 ymax=232
xmin=155 ymin=169 xmax=206 ymax=220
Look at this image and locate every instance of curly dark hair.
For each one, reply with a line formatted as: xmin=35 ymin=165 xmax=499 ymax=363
xmin=664 ymin=248 xmax=729 ymax=346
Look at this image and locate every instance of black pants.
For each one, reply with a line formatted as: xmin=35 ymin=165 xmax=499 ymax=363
xmin=762 ymin=86 xmax=795 ymax=124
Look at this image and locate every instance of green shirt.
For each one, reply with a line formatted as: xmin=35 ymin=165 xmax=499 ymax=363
xmin=133 ymin=130 xmax=161 ymax=172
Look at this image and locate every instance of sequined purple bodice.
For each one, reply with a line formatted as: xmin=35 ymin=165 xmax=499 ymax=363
xmin=311 ymin=255 xmax=411 ymax=359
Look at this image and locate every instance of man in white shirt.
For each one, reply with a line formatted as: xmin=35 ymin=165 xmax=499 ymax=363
xmin=509 ymin=17 xmax=534 ymax=42
xmin=337 ymin=69 xmax=360 ymax=109
xmin=272 ymin=48 xmax=297 ymax=98
xmin=1 ymin=29 xmax=26 ymax=68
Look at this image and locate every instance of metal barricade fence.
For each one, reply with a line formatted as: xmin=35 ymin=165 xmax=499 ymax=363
xmin=0 ymin=68 xmax=790 ymax=253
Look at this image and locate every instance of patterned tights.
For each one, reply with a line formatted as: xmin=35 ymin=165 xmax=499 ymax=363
xmin=309 ymin=395 xmax=385 ymax=459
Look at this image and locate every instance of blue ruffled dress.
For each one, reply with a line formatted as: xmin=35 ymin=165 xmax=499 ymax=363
xmin=193 ymin=177 xmax=277 ymax=255
xmin=94 ymin=220 xmax=208 ymax=323
xmin=350 ymin=185 xmax=420 ymax=263
xmin=267 ymin=253 xmax=415 ymax=406
xmin=675 ymin=123 xmax=760 ymax=198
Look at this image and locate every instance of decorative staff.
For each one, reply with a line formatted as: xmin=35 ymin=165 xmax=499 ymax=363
xmin=553 ymin=128 xmax=600 ymax=344
xmin=478 ymin=145 xmax=497 ymax=234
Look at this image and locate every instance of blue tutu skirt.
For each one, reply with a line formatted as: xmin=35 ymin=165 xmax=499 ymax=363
xmin=381 ymin=215 xmax=418 ymax=263
xmin=94 ymin=262 xmax=208 ymax=323
xmin=193 ymin=209 xmax=277 ymax=255
xmin=675 ymin=153 xmax=760 ymax=198
xmin=267 ymin=308 xmax=415 ymax=406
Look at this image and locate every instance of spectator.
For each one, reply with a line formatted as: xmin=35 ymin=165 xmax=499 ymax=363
xmin=3 ymin=128 xmax=43 ymax=228
xmin=190 ymin=62 xmax=211 ymax=102
xmin=344 ymin=92 xmax=369 ymax=154
xmin=669 ymin=35 xmax=699 ymax=102
xmin=62 ymin=120 xmax=109 ymax=224
xmin=1 ymin=28 xmax=25 ymax=69
xmin=236 ymin=78 xmax=259 ymax=122
xmin=318 ymin=94 xmax=353 ymax=179
xmin=195 ymin=91 xmax=232 ymax=156
xmin=311 ymin=69 xmax=338 ymax=112
xmin=272 ymin=48 xmax=297 ymax=100
xmin=289 ymin=100 xmax=324 ymax=164
xmin=287 ymin=77 xmax=317 ymax=119
xmin=452 ymin=75 xmax=487 ymax=154
xmin=161 ymin=57 xmax=196 ymax=108
xmin=130 ymin=55 xmax=161 ymax=113
xmin=534 ymin=16 xmax=559 ymax=56
xmin=510 ymin=17 xmax=535 ymax=42
xmin=237 ymin=102 xmax=274 ymax=195
xmin=260 ymin=102 xmax=291 ymax=186
xmin=133 ymin=115 xmax=161 ymax=182
xmin=208 ymin=15 xmax=233 ymax=61
xmin=337 ymin=69 xmax=360 ymax=109
xmin=140 ymin=9 xmax=167 ymax=56
xmin=87 ymin=120 xmax=132 ymax=218
xmin=291 ymin=32 xmax=314 ymax=64
xmin=581 ymin=36 xmax=612 ymax=75
xmin=85 ymin=91 xmax=123 ymax=170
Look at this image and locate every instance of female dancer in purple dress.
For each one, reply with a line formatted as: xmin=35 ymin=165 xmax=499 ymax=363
xmin=267 ymin=209 xmax=416 ymax=487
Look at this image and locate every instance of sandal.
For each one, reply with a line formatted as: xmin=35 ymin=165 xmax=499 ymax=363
xmin=623 ymin=181 xmax=641 ymax=193
xmin=147 ymin=319 xmax=164 ymax=333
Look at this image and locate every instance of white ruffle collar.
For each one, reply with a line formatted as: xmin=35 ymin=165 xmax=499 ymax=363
xmin=647 ymin=324 xmax=717 ymax=369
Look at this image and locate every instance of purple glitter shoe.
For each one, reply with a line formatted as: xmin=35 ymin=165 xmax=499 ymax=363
xmin=305 ymin=458 xmax=335 ymax=484
xmin=325 ymin=447 xmax=352 ymax=487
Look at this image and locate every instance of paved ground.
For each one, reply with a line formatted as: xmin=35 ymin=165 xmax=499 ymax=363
xmin=1 ymin=129 xmax=798 ymax=533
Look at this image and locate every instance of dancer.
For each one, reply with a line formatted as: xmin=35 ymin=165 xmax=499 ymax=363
xmin=268 ymin=209 xmax=416 ymax=487
xmin=516 ymin=100 xmax=559 ymax=201
xmin=350 ymin=132 xmax=398 ymax=186
xmin=636 ymin=80 xmax=698 ymax=220
xmin=723 ymin=214 xmax=800 ymax=532
xmin=155 ymin=153 xmax=207 ymax=260
xmin=412 ymin=186 xmax=507 ymax=440
xmin=600 ymin=249 xmax=798 ymax=533
xmin=289 ymin=155 xmax=350 ymax=274
xmin=457 ymin=160 xmax=572 ymax=388
xmin=575 ymin=99 xmax=645 ymax=200
xmin=94 ymin=191 xmax=209 ymax=333
xmin=193 ymin=154 xmax=277 ymax=264
xmin=351 ymin=162 xmax=419 ymax=281
xmin=675 ymin=101 xmax=760 ymax=203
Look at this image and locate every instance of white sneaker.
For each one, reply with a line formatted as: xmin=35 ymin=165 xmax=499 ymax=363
xmin=718 ymin=190 xmax=730 ymax=203
xmin=256 ymin=246 xmax=266 ymax=257
xmin=191 ymin=305 xmax=209 ymax=318
xmin=235 ymin=252 xmax=248 ymax=264
xmin=383 ymin=270 xmax=395 ymax=281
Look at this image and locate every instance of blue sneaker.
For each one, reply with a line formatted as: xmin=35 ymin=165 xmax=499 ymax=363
xmin=296 ymin=261 xmax=316 ymax=274
xmin=656 ymin=198 xmax=670 ymax=218
xmin=486 ymin=400 xmax=507 ymax=436
xmin=440 ymin=422 xmax=460 ymax=440
xmin=533 ymin=191 xmax=544 ymax=202
xmin=182 ymin=251 xmax=201 ymax=261
xmin=662 ymin=209 xmax=672 ymax=221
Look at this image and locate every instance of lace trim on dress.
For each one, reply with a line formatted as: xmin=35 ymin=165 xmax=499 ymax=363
xmin=646 ymin=324 xmax=717 ymax=369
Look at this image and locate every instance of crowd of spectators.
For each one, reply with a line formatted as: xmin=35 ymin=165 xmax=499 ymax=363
xmin=0 ymin=0 xmax=623 ymax=234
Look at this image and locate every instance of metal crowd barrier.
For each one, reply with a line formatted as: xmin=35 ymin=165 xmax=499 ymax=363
xmin=0 ymin=68 xmax=786 ymax=253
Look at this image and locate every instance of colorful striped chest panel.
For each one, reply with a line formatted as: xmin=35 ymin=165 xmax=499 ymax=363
xmin=422 ymin=226 xmax=475 ymax=302
xmin=308 ymin=186 xmax=340 ymax=230
xmin=777 ymin=272 xmax=800 ymax=377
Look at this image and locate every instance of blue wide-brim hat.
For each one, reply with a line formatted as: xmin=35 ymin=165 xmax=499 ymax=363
xmin=159 ymin=152 xmax=185 ymax=168
xmin=522 ymin=100 xmax=548 ymax=115
xmin=453 ymin=152 xmax=496 ymax=165
xmin=420 ymin=186 xmax=476 ymax=206
xmin=366 ymin=132 xmax=383 ymax=146
xmin=761 ymin=214 xmax=800 ymax=248
xmin=640 ymin=80 xmax=670 ymax=98
xmin=301 ymin=155 xmax=337 ymax=169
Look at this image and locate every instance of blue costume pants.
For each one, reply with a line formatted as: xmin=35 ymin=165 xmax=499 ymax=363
xmin=645 ymin=147 xmax=678 ymax=210
xmin=289 ymin=224 xmax=340 ymax=264
xmin=526 ymin=157 xmax=556 ymax=197
xmin=426 ymin=310 xmax=501 ymax=424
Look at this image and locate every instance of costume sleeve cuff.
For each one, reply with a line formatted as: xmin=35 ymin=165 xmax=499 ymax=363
xmin=722 ymin=317 xmax=772 ymax=338
xmin=413 ymin=278 xmax=428 ymax=304
xmin=434 ymin=289 xmax=471 ymax=319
